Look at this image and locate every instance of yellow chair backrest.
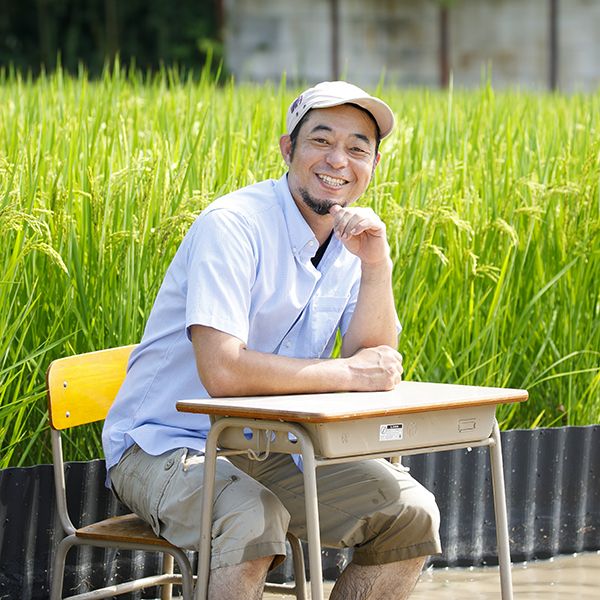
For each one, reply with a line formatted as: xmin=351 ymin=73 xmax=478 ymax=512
xmin=47 ymin=345 xmax=136 ymax=430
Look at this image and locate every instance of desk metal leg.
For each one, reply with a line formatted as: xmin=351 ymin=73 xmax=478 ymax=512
xmin=295 ymin=429 xmax=325 ymax=600
xmin=195 ymin=420 xmax=223 ymax=600
xmin=489 ymin=420 xmax=513 ymax=600
xmin=195 ymin=419 xmax=323 ymax=600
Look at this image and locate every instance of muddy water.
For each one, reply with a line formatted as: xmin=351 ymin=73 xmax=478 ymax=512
xmin=263 ymin=552 xmax=600 ymax=599
xmin=412 ymin=552 xmax=600 ymax=599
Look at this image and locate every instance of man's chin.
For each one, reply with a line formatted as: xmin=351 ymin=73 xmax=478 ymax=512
xmin=299 ymin=188 xmax=342 ymax=216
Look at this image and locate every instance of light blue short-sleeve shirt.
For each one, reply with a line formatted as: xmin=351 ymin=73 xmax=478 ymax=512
xmin=102 ymin=175 xmax=367 ymax=480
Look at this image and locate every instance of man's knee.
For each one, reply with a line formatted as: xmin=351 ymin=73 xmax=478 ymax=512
xmin=209 ymin=478 xmax=291 ymax=569
xmin=214 ymin=483 xmax=290 ymax=540
xmin=351 ymin=464 xmax=442 ymax=564
xmin=406 ymin=488 xmax=440 ymax=541
xmin=383 ymin=463 xmax=440 ymax=540
xmin=353 ymin=488 xmax=441 ymax=565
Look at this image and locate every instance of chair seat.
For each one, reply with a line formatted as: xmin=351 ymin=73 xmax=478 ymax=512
xmin=76 ymin=513 xmax=175 ymax=547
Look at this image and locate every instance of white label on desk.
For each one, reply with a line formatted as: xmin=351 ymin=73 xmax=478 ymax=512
xmin=380 ymin=423 xmax=403 ymax=441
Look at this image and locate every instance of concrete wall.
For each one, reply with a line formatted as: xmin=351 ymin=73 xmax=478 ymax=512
xmin=224 ymin=0 xmax=333 ymax=83
xmin=224 ymin=0 xmax=439 ymax=85
xmin=224 ymin=0 xmax=600 ymax=91
xmin=449 ymin=0 xmax=550 ymax=89
xmin=559 ymin=0 xmax=600 ymax=90
xmin=337 ymin=0 xmax=439 ymax=87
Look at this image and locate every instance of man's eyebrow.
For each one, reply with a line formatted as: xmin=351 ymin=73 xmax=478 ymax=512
xmin=308 ymin=124 xmax=374 ymax=146
xmin=353 ymin=133 xmax=371 ymax=145
xmin=309 ymin=124 xmax=333 ymax=134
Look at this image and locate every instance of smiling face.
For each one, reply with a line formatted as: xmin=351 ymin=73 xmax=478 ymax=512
xmin=280 ymin=104 xmax=381 ymax=226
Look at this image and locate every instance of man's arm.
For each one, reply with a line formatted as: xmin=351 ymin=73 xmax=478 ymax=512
xmin=191 ymin=325 xmax=402 ymax=397
xmin=340 ymin=258 xmax=398 ymax=357
xmin=190 ymin=205 xmax=401 ymax=398
xmin=328 ymin=205 xmax=399 ymax=358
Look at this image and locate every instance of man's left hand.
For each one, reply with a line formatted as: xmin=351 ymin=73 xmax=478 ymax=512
xmin=329 ymin=205 xmax=390 ymax=265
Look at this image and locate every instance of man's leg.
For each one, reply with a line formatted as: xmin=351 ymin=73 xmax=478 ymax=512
xmin=110 ymin=445 xmax=290 ymax=599
xmin=229 ymin=453 xmax=441 ymax=599
xmin=329 ymin=557 xmax=426 ymax=600
xmin=208 ymin=556 xmax=274 ymax=600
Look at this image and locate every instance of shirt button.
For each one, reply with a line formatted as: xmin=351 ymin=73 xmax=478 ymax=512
xmin=285 ymin=342 xmax=291 ymax=348
xmin=164 ymin=458 xmax=175 ymax=470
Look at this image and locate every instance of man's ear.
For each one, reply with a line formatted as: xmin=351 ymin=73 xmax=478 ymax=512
xmin=279 ymin=135 xmax=293 ymax=166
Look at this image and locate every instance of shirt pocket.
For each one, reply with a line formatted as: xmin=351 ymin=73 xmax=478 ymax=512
xmin=310 ymin=295 xmax=348 ymax=357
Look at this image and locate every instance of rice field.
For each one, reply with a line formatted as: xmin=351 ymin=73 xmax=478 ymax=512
xmin=0 ymin=63 xmax=598 ymax=467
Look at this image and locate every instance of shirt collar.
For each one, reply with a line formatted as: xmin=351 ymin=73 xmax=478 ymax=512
xmin=276 ymin=174 xmax=320 ymax=262
xmin=275 ymin=174 xmax=345 ymax=267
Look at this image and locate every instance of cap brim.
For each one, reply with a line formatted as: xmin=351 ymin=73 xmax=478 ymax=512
xmin=310 ymin=96 xmax=395 ymax=139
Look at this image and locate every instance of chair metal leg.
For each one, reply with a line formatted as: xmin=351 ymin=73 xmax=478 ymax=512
xmin=169 ymin=549 xmax=194 ymax=600
xmin=288 ymin=533 xmax=308 ymax=600
xmin=161 ymin=553 xmax=174 ymax=600
xmin=50 ymin=534 xmax=75 ymax=600
xmin=51 ymin=532 xmax=193 ymax=600
xmin=165 ymin=547 xmax=195 ymax=600
xmin=489 ymin=420 xmax=513 ymax=600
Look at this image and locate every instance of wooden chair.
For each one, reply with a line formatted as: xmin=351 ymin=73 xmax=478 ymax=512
xmin=47 ymin=345 xmax=195 ymax=600
xmin=47 ymin=345 xmax=307 ymax=600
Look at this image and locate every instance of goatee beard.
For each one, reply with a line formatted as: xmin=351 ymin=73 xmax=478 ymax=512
xmin=299 ymin=188 xmax=339 ymax=216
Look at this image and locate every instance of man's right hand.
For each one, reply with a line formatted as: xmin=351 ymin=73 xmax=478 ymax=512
xmin=345 ymin=345 xmax=403 ymax=391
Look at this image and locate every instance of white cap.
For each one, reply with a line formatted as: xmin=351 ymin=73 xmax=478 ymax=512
xmin=286 ymin=81 xmax=395 ymax=139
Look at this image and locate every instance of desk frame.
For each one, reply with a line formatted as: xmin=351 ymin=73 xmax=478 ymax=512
xmin=193 ymin=416 xmax=512 ymax=600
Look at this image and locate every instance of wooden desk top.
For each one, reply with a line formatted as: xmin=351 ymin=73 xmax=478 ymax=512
xmin=176 ymin=381 xmax=528 ymax=424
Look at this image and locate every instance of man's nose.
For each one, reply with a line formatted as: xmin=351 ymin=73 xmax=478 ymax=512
xmin=325 ymin=145 xmax=348 ymax=169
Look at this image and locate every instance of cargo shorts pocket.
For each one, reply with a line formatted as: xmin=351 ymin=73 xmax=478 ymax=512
xmin=148 ymin=448 xmax=188 ymax=536
xmin=111 ymin=445 xmax=186 ymax=537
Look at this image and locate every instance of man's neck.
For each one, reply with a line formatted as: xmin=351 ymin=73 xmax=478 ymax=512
xmin=291 ymin=195 xmax=334 ymax=245
xmin=284 ymin=173 xmax=337 ymax=245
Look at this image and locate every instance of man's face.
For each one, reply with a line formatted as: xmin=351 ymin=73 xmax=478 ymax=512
xmin=280 ymin=105 xmax=381 ymax=217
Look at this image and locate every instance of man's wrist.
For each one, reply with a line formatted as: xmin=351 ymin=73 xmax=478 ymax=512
xmin=360 ymin=257 xmax=393 ymax=282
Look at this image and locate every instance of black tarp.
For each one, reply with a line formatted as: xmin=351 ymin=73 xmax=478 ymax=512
xmin=1 ymin=426 xmax=599 ymax=599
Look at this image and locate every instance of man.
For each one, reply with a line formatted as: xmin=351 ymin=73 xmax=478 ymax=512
xmin=102 ymin=81 xmax=441 ymax=599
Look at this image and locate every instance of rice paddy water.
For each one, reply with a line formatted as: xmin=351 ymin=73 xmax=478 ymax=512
xmin=262 ymin=552 xmax=600 ymax=599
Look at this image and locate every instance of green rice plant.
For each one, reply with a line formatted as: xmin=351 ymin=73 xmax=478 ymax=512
xmin=0 ymin=65 xmax=598 ymax=467
xmin=373 ymin=83 xmax=600 ymax=428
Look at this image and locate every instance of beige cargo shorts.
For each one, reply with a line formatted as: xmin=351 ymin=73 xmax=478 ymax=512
xmin=110 ymin=444 xmax=441 ymax=570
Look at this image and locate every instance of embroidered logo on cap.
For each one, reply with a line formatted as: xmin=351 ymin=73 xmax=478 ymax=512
xmin=290 ymin=94 xmax=303 ymax=115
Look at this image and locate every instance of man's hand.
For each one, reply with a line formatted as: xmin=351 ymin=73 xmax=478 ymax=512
xmin=329 ymin=205 xmax=391 ymax=266
xmin=344 ymin=345 xmax=403 ymax=391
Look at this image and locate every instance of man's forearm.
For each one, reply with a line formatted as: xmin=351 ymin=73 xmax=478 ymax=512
xmin=327 ymin=205 xmax=399 ymax=357
xmin=341 ymin=257 xmax=398 ymax=358
xmin=191 ymin=325 xmax=402 ymax=398
xmin=195 ymin=329 xmax=349 ymax=396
